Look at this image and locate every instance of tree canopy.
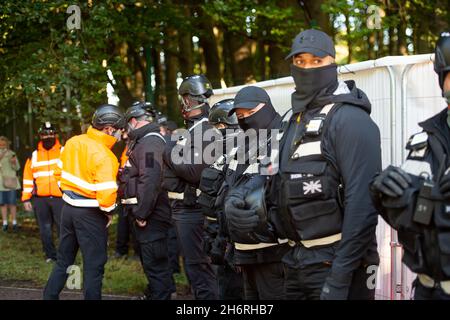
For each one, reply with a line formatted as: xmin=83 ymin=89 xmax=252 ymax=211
xmin=0 ymin=0 xmax=449 ymax=158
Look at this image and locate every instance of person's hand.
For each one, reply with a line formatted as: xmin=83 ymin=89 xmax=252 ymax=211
xmin=106 ymin=215 xmax=113 ymax=228
xmin=23 ymin=201 xmax=33 ymax=212
xmin=320 ymin=273 xmax=352 ymax=300
xmin=371 ymin=165 xmax=412 ymax=197
xmin=439 ymin=168 xmax=450 ymax=200
xmin=10 ymin=155 xmax=17 ymax=165
xmin=136 ymin=218 xmax=147 ymax=228
xmin=224 ymin=192 xmax=259 ymax=234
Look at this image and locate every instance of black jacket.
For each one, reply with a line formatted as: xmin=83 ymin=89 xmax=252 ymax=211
xmin=275 ymin=80 xmax=381 ymax=275
xmin=163 ymin=112 xmax=218 ymax=216
xmin=122 ymin=122 xmax=171 ymax=224
xmin=373 ymin=108 xmax=450 ymax=280
xmin=221 ymin=113 xmax=290 ymax=265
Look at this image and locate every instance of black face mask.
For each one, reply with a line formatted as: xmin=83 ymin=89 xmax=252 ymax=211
xmin=237 ymin=104 xmax=277 ymax=131
xmin=42 ymin=137 xmax=56 ymax=150
xmin=290 ymin=63 xmax=338 ymax=113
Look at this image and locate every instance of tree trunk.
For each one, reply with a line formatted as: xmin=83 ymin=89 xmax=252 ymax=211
xmin=163 ymin=28 xmax=180 ymax=122
xmin=227 ymin=31 xmax=254 ymax=85
xmin=255 ymin=39 xmax=266 ymax=81
xmin=344 ymin=12 xmax=352 ymax=63
xmin=304 ymin=0 xmax=332 ymax=34
xmin=178 ymin=5 xmax=194 ymax=78
xmin=197 ymin=6 xmax=221 ymax=88
xmin=268 ymin=43 xmax=290 ymax=79
xmin=152 ymin=47 xmax=163 ymax=109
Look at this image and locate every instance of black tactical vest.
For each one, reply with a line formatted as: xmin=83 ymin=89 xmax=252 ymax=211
xmin=275 ymin=103 xmax=344 ymax=248
xmin=381 ymin=128 xmax=450 ymax=280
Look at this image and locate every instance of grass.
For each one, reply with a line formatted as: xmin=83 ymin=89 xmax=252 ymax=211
xmin=0 ymin=210 xmax=189 ymax=296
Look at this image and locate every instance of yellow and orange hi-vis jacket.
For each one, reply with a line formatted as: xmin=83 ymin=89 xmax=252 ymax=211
xmin=54 ymin=126 xmax=119 ymax=213
xmin=120 ymin=145 xmax=128 ymax=169
xmin=21 ymin=139 xmax=64 ymax=201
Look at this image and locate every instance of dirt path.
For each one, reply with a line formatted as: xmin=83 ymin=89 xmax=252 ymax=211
xmin=0 ymin=280 xmax=192 ymax=300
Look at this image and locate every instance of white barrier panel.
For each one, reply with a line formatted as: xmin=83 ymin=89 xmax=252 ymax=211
xmin=211 ymin=54 xmax=447 ymax=300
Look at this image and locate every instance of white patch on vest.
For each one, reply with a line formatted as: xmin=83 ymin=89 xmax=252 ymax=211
xmin=292 ymin=141 xmax=321 ymax=158
xmin=410 ymin=147 xmax=427 ymax=158
xmin=306 ymin=119 xmax=323 ymax=133
xmin=303 ymin=180 xmax=322 ymax=195
xmin=410 ymin=132 xmax=428 ymax=146
xmin=401 ymin=159 xmax=433 ymax=179
xmin=446 ymin=206 xmax=450 ymax=214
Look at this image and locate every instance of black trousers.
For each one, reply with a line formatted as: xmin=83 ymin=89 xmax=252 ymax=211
xmin=32 ymin=196 xmax=63 ymax=260
xmin=174 ymin=217 xmax=218 ymax=300
xmin=217 ymin=264 xmax=243 ymax=300
xmin=133 ymin=221 xmax=173 ymax=300
xmin=167 ymin=222 xmax=181 ymax=274
xmin=115 ymin=205 xmax=139 ymax=256
xmin=413 ymin=278 xmax=450 ymax=300
xmin=285 ymin=263 xmax=376 ymax=300
xmin=43 ymin=204 xmax=108 ymax=300
xmin=242 ymin=262 xmax=285 ymax=300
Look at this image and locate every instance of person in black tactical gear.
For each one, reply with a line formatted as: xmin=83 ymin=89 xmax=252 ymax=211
xmin=120 ymin=101 xmax=173 ymax=300
xmin=226 ymin=29 xmax=382 ymax=300
xmin=115 ymin=128 xmax=140 ymax=260
xmin=370 ymin=31 xmax=450 ymax=300
xmin=162 ymin=74 xmax=218 ymax=300
xmin=198 ymin=98 xmax=243 ymax=300
xmin=222 ymin=87 xmax=290 ymax=300
xmin=157 ymin=114 xmax=181 ymax=296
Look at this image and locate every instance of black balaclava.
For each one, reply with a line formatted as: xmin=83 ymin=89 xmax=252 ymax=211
xmin=290 ymin=63 xmax=339 ymax=113
xmin=42 ymin=137 xmax=56 ymax=150
xmin=237 ymin=103 xmax=277 ymax=131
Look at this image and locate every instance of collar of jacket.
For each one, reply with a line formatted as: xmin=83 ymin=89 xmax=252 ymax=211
xmin=37 ymin=138 xmax=61 ymax=152
xmin=186 ymin=109 xmax=209 ymax=129
xmin=419 ymin=108 xmax=450 ymax=151
xmin=128 ymin=122 xmax=161 ymax=142
xmin=87 ymin=126 xmax=116 ymax=149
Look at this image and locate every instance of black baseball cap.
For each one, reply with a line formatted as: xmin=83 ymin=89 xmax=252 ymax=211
xmin=229 ymin=86 xmax=271 ymax=115
xmin=285 ymin=29 xmax=336 ymax=60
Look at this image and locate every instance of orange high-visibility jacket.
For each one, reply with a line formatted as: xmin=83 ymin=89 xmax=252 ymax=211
xmin=120 ymin=145 xmax=128 ymax=169
xmin=21 ymin=139 xmax=64 ymax=201
xmin=54 ymin=126 xmax=119 ymax=213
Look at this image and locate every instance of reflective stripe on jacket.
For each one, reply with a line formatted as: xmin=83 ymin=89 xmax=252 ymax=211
xmin=55 ymin=126 xmax=119 ymax=212
xmin=21 ymin=140 xmax=63 ymax=201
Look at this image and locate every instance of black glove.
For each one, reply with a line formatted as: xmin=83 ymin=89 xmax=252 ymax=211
xmin=210 ymin=236 xmax=227 ymax=265
xmin=439 ymin=169 xmax=450 ymax=200
xmin=371 ymin=165 xmax=412 ymax=197
xmin=224 ymin=192 xmax=260 ymax=234
xmin=320 ymin=272 xmax=353 ymax=300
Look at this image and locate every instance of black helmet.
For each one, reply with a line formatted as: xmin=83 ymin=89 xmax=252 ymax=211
xmin=125 ymin=101 xmax=156 ymax=122
xmin=178 ymin=74 xmax=213 ymax=112
xmin=178 ymin=74 xmax=213 ymax=98
xmin=434 ymin=31 xmax=450 ymax=92
xmin=209 ymin=99 xmax=238 ymax=126
xmin=38 ymin=122 xmax=57 ymax=135
xmin=92 ymin=104 xmax=126 ymax=130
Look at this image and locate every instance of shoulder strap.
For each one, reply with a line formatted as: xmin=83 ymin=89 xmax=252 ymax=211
xmin=142 ymin=132 xmax=166 ymax=143
xmin=189 ymin=118 xmax=208 ymax=132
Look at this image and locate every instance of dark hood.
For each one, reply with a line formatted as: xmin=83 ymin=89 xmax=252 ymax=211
xmin=331 ymin=80 xmax=372 ymax=115
xmin=301 ymin=80 xmax=372 ymax=115
xmin=128 ymin=122 xmax=161 ymax=142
